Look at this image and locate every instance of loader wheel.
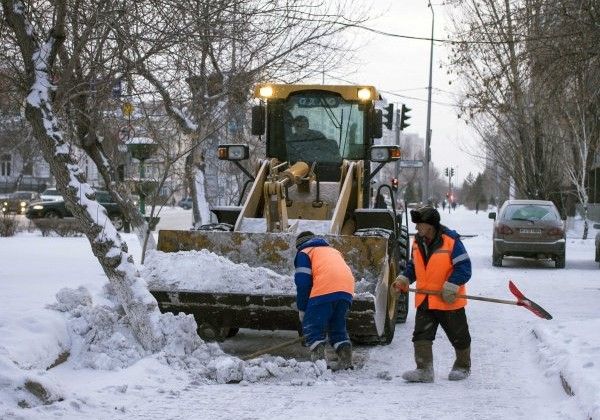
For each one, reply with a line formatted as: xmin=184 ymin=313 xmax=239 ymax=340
xmin=197 ymin=323 xmax=236 ymax=342
xmin=396 ymin=291 xmax=409 ymax=324
xmin=395 ymin=227 xmax=410 ymax=324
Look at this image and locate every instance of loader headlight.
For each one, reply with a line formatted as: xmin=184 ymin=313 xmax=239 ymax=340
xmin=33 ymin=204 xmax=44 ymax=210
xmin=357 ymin=88 xmax=372 ymax=101
xmin=258 ymin=86 xmax=273 ymax=98
xmin=218 ymin=144 xmax=250 ymax=161
xmin=370 ymin=145 xmax=401 ymax=162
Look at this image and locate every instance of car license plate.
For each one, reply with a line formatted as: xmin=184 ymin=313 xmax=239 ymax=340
xmin=520 ymin=228 xmax=541 ymax=234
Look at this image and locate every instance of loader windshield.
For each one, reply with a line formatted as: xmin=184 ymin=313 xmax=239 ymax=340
xmin=267 ymin=91 xmax=367 ymax=177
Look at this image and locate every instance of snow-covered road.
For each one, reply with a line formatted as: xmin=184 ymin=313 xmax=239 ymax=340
xmin=1 ymin=207 xmax=598 ymax=419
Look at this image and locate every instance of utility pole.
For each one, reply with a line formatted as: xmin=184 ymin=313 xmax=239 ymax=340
xmin=395 ymin=108 xmax=401 ymax=177
xmin=422 ymin=1 xmax=435 ymax=205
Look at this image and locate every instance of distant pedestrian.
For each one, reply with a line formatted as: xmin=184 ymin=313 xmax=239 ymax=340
xmin=393 ymin=206 xmax=472 ymax=383
xmin=475 ymin=201 xmax=480 ymax=214
xmin=442 ymin=200 xmax=447 ymax=211
xmin=294 ymin=231 xmax=355 ymax=369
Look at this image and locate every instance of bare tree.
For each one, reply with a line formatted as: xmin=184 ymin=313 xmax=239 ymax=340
xmin=1 ymin=0 xmax=166 ymax=351
xmin=447 ymin=0 xmax=564 ymax=200
xmin=447 ymin=0 xmax=600 ymax=237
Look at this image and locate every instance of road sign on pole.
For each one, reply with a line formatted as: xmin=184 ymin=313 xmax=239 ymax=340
xmin=398 ymin=159 xmax=424 ymax=168
xmin=122 ymin=102 xmax=134 ymax=117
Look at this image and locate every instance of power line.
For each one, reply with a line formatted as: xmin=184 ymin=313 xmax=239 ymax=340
xmin=341 ymin=22 xmax=583 ymax=45
xmin=326 ymin=74 xmax=458 ymax=107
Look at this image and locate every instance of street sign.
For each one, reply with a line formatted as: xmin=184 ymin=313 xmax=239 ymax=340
xmin=118 ymin=125 xmax=134 ymax=142
xmin=398 ymin=159 xmax=424 ymax=168
xmin=122 ymin=102 xmax=134 ymax=117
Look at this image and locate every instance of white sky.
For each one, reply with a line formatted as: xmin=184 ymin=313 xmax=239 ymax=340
xmin=328 ymin=1 xmax=485 ymax=183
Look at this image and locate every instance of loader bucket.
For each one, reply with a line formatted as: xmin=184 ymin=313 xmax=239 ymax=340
xmin=148 ymin=230 xmax=396 ymax=343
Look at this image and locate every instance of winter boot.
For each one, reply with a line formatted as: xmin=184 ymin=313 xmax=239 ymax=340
xmin=402 ymin=340 xmax=434 ymax=383
xmin=448 ymin=346 xmax=471 ymax=381
xmin=335 ymin=342 xmax=353 ymax=370
xmin=310 ymin=342 xmax=326 ymax=362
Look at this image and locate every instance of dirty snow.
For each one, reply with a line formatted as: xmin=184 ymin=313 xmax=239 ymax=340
xmin=143 ymin=249 xmax=295 ymax=294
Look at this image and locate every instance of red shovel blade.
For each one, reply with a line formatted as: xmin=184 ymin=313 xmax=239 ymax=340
xmin=509 ymin=280 xmax=553 ymax=320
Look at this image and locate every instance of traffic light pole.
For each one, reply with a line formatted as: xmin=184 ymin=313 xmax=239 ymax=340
xmin=422 ymin=2 xmax=434 ymax=205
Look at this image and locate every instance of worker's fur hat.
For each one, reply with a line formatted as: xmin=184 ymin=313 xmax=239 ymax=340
xmin=296 ymin=231 xmax=315 ymax=248
xmin=410 ymin=206 xmax=440 ymax=228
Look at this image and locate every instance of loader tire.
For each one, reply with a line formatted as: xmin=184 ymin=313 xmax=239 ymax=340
xmin=197 ymin=323 xmax=237 ymax=342
xmin=395 ymin=225 xmax=410 ymax=323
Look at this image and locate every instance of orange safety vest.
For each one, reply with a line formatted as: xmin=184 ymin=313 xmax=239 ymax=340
xmin=412 ymin=234 xmax=467 ymax=310
xmin=302 ymin=246 xmax=355 ymax=298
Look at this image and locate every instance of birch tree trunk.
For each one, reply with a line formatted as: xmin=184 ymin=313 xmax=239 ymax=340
xmin=2 ymin=0 xmax=164 ymax=352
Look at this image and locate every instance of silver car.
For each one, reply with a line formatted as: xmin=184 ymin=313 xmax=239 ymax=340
xmin=489 ymin=199 xmax=566 ymax=268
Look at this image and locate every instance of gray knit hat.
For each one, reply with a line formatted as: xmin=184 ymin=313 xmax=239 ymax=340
xmin=295 ymin=231 xmax=315 ymax=248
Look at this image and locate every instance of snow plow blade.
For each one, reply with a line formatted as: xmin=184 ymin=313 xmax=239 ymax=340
xmin=148 ymin=230 xmax=397 ymax=344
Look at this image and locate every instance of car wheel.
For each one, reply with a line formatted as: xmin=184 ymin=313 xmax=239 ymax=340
xmin=44 ymin=210 xmax=60 ymax=219
xmin=110 ymin=215 xmax=124 ymax=231
xmin=492 ymin=252 xmax=503 ymax=267
xmin=555 ymin=253 xmax=565 ymax=269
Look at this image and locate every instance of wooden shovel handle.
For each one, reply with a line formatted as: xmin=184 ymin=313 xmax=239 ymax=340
xmin=241 ymin=336 xmax=304 ymax=361
xmin=408 ymin=287 xmax=518 ymax=306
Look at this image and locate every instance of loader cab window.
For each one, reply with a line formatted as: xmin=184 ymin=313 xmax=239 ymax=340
xmin=267 ymin=91 xmax=367 ymax=180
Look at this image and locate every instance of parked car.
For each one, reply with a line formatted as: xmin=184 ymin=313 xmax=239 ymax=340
xmin=26 ymin=190 xmax=128 ymax=230
xmin=1 ymin=191 xmax=41 ymax=215
xmin=594 ymin=223 xmax=600 ymax=267
xmin=40 ymin=188 xmax=63 ymax=202
xmin=178 ymin=197 xmax=193 ymax=210
xmin=489 ymin=199 xmax=566 ymax=268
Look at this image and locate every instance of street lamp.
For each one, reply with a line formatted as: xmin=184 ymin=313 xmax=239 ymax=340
xmin=126 ymin=137 xmax=158 ymax=215
xmin=422 ymin=1 xmax=434 ymax=204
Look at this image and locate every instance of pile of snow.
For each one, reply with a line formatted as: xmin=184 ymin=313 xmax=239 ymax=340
xmin=533 ymin=320 xmax=600 ymax=418
xmin=45 ymin=284 xmax=330 ymax=385
xmin=143 ymin=249 xmax=296 ymax=295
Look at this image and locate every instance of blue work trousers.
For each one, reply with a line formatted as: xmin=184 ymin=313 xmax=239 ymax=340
xmin=303 ymin=300 xmax=351 ymax=347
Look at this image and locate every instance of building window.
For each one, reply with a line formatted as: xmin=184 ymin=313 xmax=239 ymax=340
xmin=1 ymin=154 xmax=11 ymax=177
xmin=22 ymin=161 xmax=33 ymax=176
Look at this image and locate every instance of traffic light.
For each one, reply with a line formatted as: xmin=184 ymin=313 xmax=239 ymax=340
xmin=450 ymin=168 xmax=455 ymax=177
xmin=391 ymin=178 xmax=399 ymax=191
xmin=382 ymin=104 xmax=394 ymax=130
xmin=400 ymin=104 xmax=411 ymax=131
xmin=444 ymin=167 xmax=449 ymax=177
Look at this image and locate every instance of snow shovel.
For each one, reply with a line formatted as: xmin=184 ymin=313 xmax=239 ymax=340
xmin=241 ymin=336 xmax=304 ymax=361
xmin=409 ymin=280 xmax=553 ymax=320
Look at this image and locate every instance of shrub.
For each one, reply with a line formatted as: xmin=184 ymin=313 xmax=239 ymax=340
xmin=32 ymin=218 xmax=84 ymax=237
xmin=0 ymin=214 xmax=19 ymax=237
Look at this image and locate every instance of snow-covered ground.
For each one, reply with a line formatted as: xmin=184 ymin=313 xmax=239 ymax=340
xmin=1 ymin=206 xmax=599 ymax=419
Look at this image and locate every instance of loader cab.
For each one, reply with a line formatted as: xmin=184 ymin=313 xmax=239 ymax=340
xmin=254 ymin=84 xmax=378 ymax=181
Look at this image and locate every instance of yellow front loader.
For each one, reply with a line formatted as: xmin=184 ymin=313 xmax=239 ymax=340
xmin=148 ymin=84 xmax=410 ymax=344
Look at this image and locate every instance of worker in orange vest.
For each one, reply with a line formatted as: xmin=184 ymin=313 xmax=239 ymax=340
xmin=294 ymin=231 xmax=355 ymax=370
xmin=393 ymin=206 xmax=472 ymax=382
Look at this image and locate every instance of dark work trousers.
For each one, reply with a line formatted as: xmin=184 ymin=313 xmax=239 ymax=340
xmin=412 ymin=297 xmax=471 ymax=350
xmin=303 ymin=300 xmax=351 ymax=348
